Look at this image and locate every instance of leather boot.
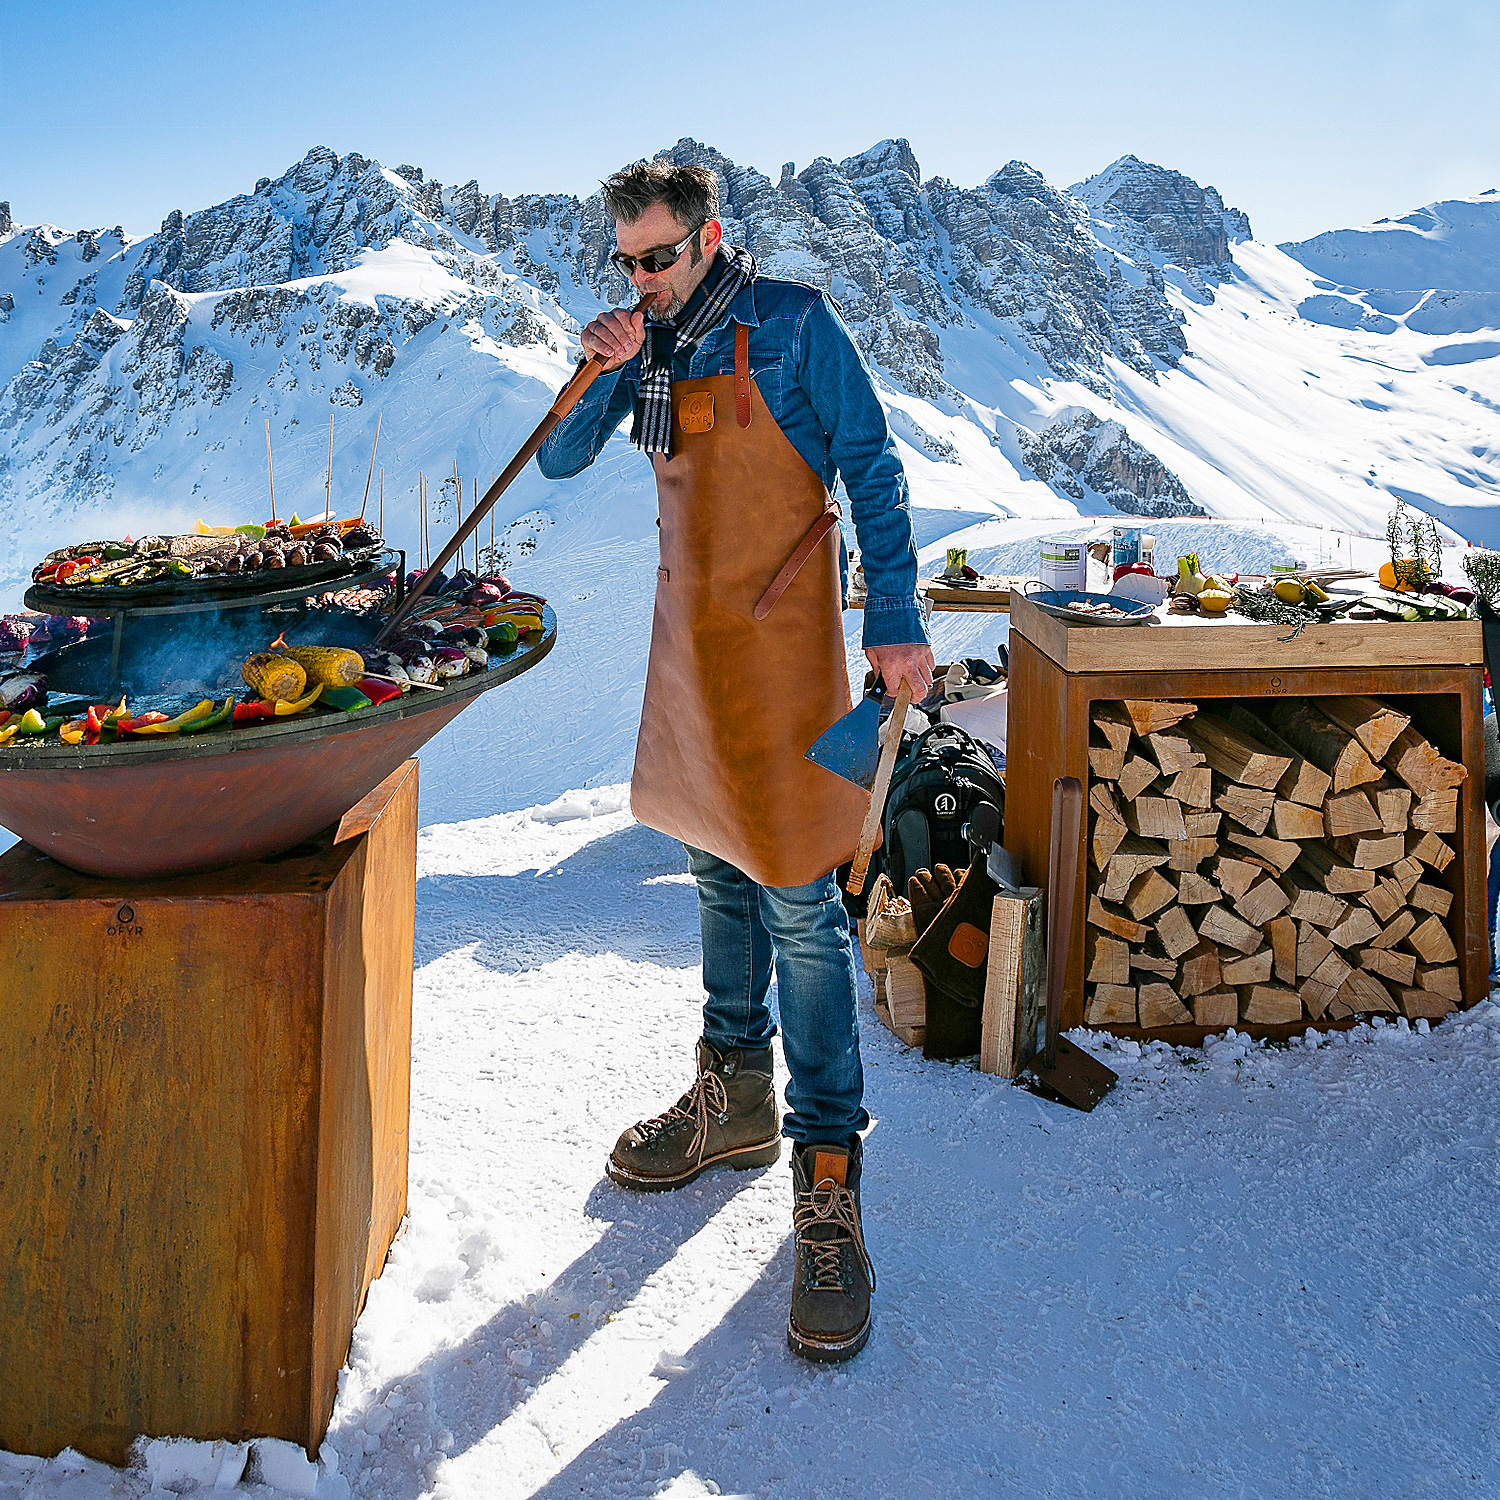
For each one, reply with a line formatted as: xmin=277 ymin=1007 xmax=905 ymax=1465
xmin=787 ymin=1138 xmax=875 ymax=1361
xmin=607 ymin=1040 xmax=780 ymax=1191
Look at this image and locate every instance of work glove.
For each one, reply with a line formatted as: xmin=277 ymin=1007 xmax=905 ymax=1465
xmin=907 ymin=864 xmax=960 ymax=937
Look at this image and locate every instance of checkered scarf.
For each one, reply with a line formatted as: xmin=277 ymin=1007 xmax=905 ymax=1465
xmin=632 ymin=245 xmax=757 ymax=456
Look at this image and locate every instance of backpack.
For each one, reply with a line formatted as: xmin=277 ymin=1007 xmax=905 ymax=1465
xmin=878 ymin=723 xmax=1005 ymax=900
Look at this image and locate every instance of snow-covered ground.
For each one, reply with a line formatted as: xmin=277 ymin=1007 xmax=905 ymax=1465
xmin=6 ymin=792 xmax=1498 ymax=1500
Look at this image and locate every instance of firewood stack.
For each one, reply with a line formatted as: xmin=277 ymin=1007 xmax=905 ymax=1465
xmin=1085 ymin=696 xmax=1466 ymax=1031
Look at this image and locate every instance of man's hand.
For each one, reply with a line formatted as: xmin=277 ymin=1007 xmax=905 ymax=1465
xmin=865 ymin=642 xmax=936 ymax=704
xmin=581 ymin=308 xmax=646 ymax=372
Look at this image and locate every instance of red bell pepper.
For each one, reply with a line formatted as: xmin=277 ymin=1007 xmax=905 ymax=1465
xmin=118 ymin=711 xmax=171 ymax=733
xmin=232 ymin=700 xmax=278 ymax=725
xmin=355 ymin=677 xmax=402 ymax=707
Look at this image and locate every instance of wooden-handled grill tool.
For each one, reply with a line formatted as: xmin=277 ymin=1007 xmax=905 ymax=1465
xmin=1023 ymin=775 xmax=1118 ymax=1110
xmin=375 ymin=293 xmax=655 ymax=646
xmin=836 ymin=679 xmax=913 ymax=897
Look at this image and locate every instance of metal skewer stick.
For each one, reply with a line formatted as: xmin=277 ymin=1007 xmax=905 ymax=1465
xmin=375 ymin=292 xmax=652 ymax=645
xmin=360 ymin=412 xmax=382 ymax=520
xmin=264 ymin=420 xmax=276 ymax=523
xmin=378 ymin=467 xmax=383 ymax=535
xmin=326 ymin=415 xmax=334 ymax=519
xmin=362 ymin=670 xmax=443 ymax=692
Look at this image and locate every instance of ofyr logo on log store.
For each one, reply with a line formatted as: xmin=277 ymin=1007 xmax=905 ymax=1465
xmin=107 ymin=903 xmax=143 ymax=938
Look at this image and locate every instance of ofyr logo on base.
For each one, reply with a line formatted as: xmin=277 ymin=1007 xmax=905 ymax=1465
xmin=107 ymin=903 xmax=143 ymax=938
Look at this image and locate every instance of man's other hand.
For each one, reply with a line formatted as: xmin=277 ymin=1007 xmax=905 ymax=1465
xmin=864 ymin=643 xmax=936 ymax=704
xmin=581 ymin=309 xmax=646 ymax=372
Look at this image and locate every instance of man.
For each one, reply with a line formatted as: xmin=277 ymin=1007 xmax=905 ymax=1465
xmin=538 ymin=159 xmax=934 ymax=1362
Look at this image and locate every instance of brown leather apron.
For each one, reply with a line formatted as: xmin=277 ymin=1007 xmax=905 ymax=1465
xmin=630 ymin=322 xmax=869 ymax=888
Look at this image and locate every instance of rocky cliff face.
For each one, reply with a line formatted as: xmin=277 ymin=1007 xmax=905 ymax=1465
xmin=1017 ymin=408 xmax=1202 ymax=518
xmin=0 ymin=140 xmax=1231 ymax=531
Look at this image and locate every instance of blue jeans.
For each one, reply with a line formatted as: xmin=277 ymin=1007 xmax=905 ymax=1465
xmin=1488 ymin=835 xmax=1500 ymax=975
xmin=685 ymin=844 xmax=869 ymax=1147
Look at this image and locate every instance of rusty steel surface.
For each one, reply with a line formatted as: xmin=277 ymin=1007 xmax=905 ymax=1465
xmin=0 ymin=612 xmax=555 ymax=879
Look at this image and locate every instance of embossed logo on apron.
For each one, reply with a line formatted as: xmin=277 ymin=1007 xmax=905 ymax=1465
xmin=678 ymin=391 xmax=714 ymax=433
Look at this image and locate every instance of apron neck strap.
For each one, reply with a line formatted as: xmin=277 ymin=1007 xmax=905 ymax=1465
xmin=735 ymin=322 xmax=752 ymax=429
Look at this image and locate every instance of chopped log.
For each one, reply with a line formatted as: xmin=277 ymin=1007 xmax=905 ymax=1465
xmin=1279 ymin=869 xmax=1347 ymax=929
xmin=1224 ymin=828 xmax=1302 ymax=874
xmin=1086 ymin=931 xmax=1131 ymax=986
xmin=1154 ymin=903 xmax=1201 ymax=960
xmin=1296 ymin=922 xmax=1336 ymax=979
xmin=1406 ymin=914 xmax=1457 ymax=965
xmin=1215 ymin=779 xmax=1275 ymax=835
xmin=1138 ymin=983 xmax=1192 ymax=1028
xmin=1339 ymin=969 xmax=1397 ymax=1015
xmin=1406 ymin=831 xmax=1456 ymax=873
xmin=1301 ymin=977 xmax=1339 ymax=1019
xmin=1384 ymin=724 xmax=1468 ymax=797
xmin=980 ymin=890 xmax=1046 ymax=1078
xmin=1241 ymin=984 xmax=1303 ymax=1023
xmin=1360 ymin=946 xmax=1417 ymax=987
xmin=1167 ymin=836 xmax=1219 ymax=872
xmin=1091 ymin=703 xmax=1135 ymax=755
xmin=1396 ymin=987 xmax=1458 ymax=1021
xmin=1325 ymin=997 xmax=1354 ymax=1020
xmin=1177 ymin=871 xmax=1222 ymax=905
xmin=1088 ymin=895 xmax=1149 ymax=943
xmin=1086 ymin=984 xmax=1137 ymax=1025
xmin=1327 ymin=907 xmax=1382 ymax=950
xmin=1222 ymin=947 xmax=1274 ymax=986
xmin=1316 ymin=696 xmax=1411 ymax=761
xmin=1166 ymin=767 xmax=1213 ymax=810
xmin=885 ymin=954 xmax=928 ymax=1025
xmin=1389 ymin=855 xmax=1425 ymax=896
xmin=1091 ymin=780 xmax=1123 ymax=819
xmin=1121 ymin=699 xmax=1198 ymax=735
xmin=1374 ymin=784 xmax=1413 ymax=834
xmin=1329 ymin=831 xmax=1405 ymax=870
xmin=1411 ymin=790 xmax=1458 ymax=835
xmin=1117 ymin=755 xmax=1160 ymax=802
xmin=1193 ymin=991 xmax=1239 ymax=1027
xmin=1297 ymin=839 xmax=1377 ymax=893
xmin=1184 ymin=811 xmax=1222 ymax=839
xmin=1179 ymin=944 xmax=1223 ymax=997
xmin=1092 ymin=811 xmax=1129 ymax=869
xmin=1130 ymin=950 xmax=1179 ymax=979
xmin=1197 ymin=903 xmax=1263 ymax=954
xmin=1184 ymin=712 xmax=1292 ymax=790
xmin=1323 ymin=790 xmax=1382 ymax=839
xmin=1099 ymin=835 xmax=1172 ymax=902
xmin=1222 ymin=704 xmax=1332 ymax=807
xmin=1123 ymin=796 xmax=1188 ymax=841
xmin=1267 ymin=700 xmax=1383 ymax=793
xmin=1272 ymin=799 xmax=1328 ymax=841
xmin=1146 ymin=730 xmax=1206 ymax=778
xmin=1370 ymin=909 xmax=1417 ymax=951
xmin=1359 ymin=878 xmax=1405 ymax=925
xmin=1089 ymin=737 xmax=1128 ymax=782
xmin=1415 ymin=964 xmax=1461 ymax=1001
xmin=1269 ymin=915 xmax=1298 ymax=983
xmin=1309 ymin=948 xmax=1354 ymax=992
xmin=1214 ymin=855 xmax=1265 ymax=901
xmin=1236 ymin=876 xmax=1292 ymax=930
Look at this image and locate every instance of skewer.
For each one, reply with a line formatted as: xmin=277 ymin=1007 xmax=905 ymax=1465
xmin=473 ymin=477 xmax=479 ymax=575
xmin=360 ymin=413 xmax=382 ymax=520
xmin=378 ymin=467 xmax=383 ymax=535
xmin=454 ymin=465 xmax=463 ymax=575
xmin=489 ymin=476 xmax=495 ymax=574
xmin=264 ymin=420 xmax=276 ymax=523
xmin=326 ymin=415 xmax=334 ymax=518
xmin=363 ymin=670 xmax=443 ymax=692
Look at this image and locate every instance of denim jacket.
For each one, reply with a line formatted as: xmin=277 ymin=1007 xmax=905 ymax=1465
xmin=537 ymin=275 xmax=928 ymax=649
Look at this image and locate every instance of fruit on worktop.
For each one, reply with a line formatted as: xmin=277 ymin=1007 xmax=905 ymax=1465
xmin=1196 ymin=588 xmax=1233 ymax=614
xmin=241 ymin=651 xmax=308 ymax=702
xmin=282 ymin=646 xmax=365 ymax=688
xmin=1175 ymin=553 xmax=1207 ymax=596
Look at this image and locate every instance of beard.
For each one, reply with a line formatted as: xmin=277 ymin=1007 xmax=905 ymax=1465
xmin=655 ymin=288 xmax=686 ymax=322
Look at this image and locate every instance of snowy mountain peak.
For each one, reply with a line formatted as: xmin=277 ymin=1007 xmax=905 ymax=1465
xmin=0 ymin=203 xmax=10 ymax=240
xmin=1073 ymin=154 xmax=1251 ymax=272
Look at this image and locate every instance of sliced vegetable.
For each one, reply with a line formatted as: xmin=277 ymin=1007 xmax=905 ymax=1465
xmin=0 ymin=722 xmax=18 ymax=747
xmin=178 ymin=698 xmax=235 ymax=735
xmin=58 ymin=720 xmax=85 ymax=745
xmin=129 ymin=699 xmax=217 ymax=735
xmin=232 ymin=700 xmax=278 ymax=725
xmin=356 ymin=678 xmax=402 ymax=707
xmin=118 ymin=711 xmax=171 ymax=732
xmin=320 ymin=686 xmax=373 ymax=713
xmin=16 ymin=709 xmax=49 ymax=735
xmin=272 ymin=685 xmax=324 ymax=716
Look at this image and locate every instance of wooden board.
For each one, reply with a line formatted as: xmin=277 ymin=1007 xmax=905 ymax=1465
xmin=979 ymin=890 xmax=1045 ymax=1078
xmin=0 ymin=761 xmax=418 ymax=1465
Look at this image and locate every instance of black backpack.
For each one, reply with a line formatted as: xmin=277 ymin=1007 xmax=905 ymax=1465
xmin=879 ymin=723 xmax=1005 ymax=899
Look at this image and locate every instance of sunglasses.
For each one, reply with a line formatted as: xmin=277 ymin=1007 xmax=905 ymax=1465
xmin=610 ymin=225 xmax=704 ymax=278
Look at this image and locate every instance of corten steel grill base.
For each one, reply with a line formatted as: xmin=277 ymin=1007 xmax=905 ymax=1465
xmin=0 ymin=610 xmax=554 ymax=878
xmin=0 ymin=762 xmax=417 ymax=1465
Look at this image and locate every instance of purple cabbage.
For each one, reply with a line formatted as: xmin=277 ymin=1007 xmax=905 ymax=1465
xmin=0 ymin=673 xmax=48 ymax=713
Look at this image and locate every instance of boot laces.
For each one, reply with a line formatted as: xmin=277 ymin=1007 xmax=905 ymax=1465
xmin=794 ymin=1173 xmax=876 ymax=1294
xmin=638 ymin=1067 xmax=729 ymax=1164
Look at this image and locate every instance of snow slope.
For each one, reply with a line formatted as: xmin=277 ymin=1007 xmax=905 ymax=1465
xmin=5 ymin=795 xmax=1497 ymax=1499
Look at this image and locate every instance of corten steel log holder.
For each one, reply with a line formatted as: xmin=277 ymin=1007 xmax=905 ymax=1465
xmin=1002 ymin=592 xmax=1488 ymax=1042
xmin=0 ymin=761 xmax=419 ymax=1465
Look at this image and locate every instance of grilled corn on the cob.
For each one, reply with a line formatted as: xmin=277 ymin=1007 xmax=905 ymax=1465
xmin=281 ymin=645 xmax=365 ymax=688
xmin=242 ymin=651 xmax=307 ymax=702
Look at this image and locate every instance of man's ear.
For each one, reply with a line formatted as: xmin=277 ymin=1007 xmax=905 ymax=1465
xmin=702 ymin=218 xmax=724 ymax=254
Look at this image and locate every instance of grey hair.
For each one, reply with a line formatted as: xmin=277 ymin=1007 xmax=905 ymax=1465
xmin=601 ymin=160 xmax=720 ymax=230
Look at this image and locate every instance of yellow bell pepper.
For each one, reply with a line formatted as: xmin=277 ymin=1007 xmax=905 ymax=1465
xmin=272 ymin=684 xmax=324 ymax=716
xmin=0 ymin=722 xmax=19 ymax=746
xmin=130 ymin=699 xmax=217 ymax=735
xmin=58 ymin=720 xmax=85 ymax=745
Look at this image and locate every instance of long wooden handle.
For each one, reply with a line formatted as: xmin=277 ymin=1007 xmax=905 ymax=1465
xmin=1043 ymin=776 xmax=1084 ymax=1067
xmin=846 ymin=680 xmax=914 ymax=896
xmin=375 ymin=293 xmax=653 ymax=645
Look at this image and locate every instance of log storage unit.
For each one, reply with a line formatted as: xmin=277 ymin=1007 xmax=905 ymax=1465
xmin=1004 ymin=593 xmax=1485 ymax=1041
xmin=0 ymin=760 xmax=418 ymax=1465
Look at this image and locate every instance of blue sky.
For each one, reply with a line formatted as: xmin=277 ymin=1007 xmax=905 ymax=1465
xmin=2 ymin=0 xmax=1497 ymax=243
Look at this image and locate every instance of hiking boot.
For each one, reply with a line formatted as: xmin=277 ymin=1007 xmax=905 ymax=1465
xmin=787 ymin=1139 xmax=875 ymax=1362
xmin=607 ymin=1040 xmax=780 ymax=1191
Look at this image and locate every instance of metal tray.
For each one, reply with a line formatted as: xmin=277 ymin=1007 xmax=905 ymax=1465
xmin=1023 ymin=586 xmax=1158 ymax=626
